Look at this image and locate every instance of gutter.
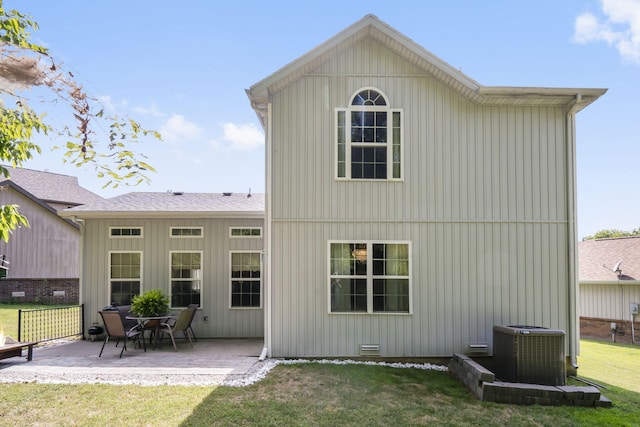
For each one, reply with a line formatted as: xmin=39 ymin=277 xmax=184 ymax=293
xmin=566 ymin=95 xmax=581 ymax=369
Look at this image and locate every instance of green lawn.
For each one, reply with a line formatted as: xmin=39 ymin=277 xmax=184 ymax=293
xmin=0 ymin=303 xmax=57 ymax=339
xmin=1 ymin=304 xmax=639 ymax=426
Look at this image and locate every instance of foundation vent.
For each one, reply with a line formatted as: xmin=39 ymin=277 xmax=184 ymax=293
xmin=359 ymin=344 xmax=380 ymax=356
xmin=466 ymin=343 xmax=489 ymax=355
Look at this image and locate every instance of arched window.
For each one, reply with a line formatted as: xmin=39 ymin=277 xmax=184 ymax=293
xmin=336 ymin=88 xmax=402 ymax=180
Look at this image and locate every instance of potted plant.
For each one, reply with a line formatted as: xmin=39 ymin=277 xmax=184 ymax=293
xmin=131 ymin=289 xmax=170 ymax=317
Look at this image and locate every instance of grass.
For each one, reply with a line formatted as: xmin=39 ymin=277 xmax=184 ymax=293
xmin=1 ymin=304 xmax=639 ymax=426
xmin=0 ymin=303 xmax=57 ymax=339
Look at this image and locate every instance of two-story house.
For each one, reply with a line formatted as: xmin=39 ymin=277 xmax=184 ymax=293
xmin=65 ymin=15 xmax=605 ymax=367
xmin=246 ymin=15 xmax=605 ymax=364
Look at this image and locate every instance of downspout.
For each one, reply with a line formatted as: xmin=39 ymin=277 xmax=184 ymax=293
xmin=260 ymin=101 xmax=273 ymax=361
xmin=566 ymin=94 xmax=581 ymax=372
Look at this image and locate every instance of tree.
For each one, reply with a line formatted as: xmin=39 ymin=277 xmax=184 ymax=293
xmin=582 ymin=228 xmax=640 ymax=241
xmin=0 ymin=2 xmax=160 ymax=241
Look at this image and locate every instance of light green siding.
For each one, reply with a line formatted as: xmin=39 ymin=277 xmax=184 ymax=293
xmin=267 ymin=37 xmax=572 ymax=357
xmin=81 ymin=218 xmax=264 ymax=339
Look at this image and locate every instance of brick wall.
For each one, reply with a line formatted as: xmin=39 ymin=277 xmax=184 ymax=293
xmin=0 ymin=278 xmax=79 ymax=305
xmin=580 ymin=316 xmax=640 ymax=344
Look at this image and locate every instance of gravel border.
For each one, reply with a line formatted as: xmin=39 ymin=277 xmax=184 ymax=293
xmin=0 ymin=357 xmax=447 ymax=387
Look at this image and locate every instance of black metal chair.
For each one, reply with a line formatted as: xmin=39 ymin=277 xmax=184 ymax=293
xmin=98 ymin=310 xmax=145 ymax=358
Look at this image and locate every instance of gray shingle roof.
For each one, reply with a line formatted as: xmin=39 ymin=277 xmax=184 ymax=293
xmin=2 ymin=166 xmax=104 ymax=206
xmin=61 ymin=191 xmax=265 ymax=218
xmin=578 ymin=237 xmax=640 ymax=282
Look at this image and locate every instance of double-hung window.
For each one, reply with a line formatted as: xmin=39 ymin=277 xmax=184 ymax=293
xmin=336 ymin=88 xmax=402 ymax=180
xmin=230 ymin=251 xmax=262 ymax=308
xmin=109 ymin=251 xmax=142 ymax=306
xmin=170 ymin=251 xmax=202 ymax=308
xmin=329 ymin=241 xmax=411 ymax=313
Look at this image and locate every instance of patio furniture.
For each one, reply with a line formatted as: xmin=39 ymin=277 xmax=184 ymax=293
xmin=98 ymin=310 xmax=145 ymax=358
xmin=125 ymin=314 xmax=177 ymax=349
xmin=0 ymin=341 xmax=36 ymax=361
xmin=187 ymin=303 xmax=199 ymax=342
xmin=157 ymin=307 xmax=196 ymax=351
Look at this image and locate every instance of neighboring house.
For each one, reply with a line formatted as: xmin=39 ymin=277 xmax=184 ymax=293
xmin=246 ymin=15 xmax=606 ymax=363
xmin=64 ymin=15 xmax=606 ymax=365
xmin=60 ymin=192 xmax=265 ymax=339
xmin=0 ymin=166 xmax=104 ymax=304
xmin=579 ymin=237 xmax=640 ymax=344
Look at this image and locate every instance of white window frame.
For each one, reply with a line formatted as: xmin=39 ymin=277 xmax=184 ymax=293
xmin=328 ymin=240 xmax=412 ymax=314
xmin=170 ymin=227 xmax=203 ymax=238
xmin=229 ymin=227 xmax=263 ymax=238
xmin=108 ymin=250 xmax=143 ymax=305
xmin=169 ymin=251 xmax=203 ymax=309
xmin=229 ymin=250 xmax=263 ymax=309
xmin=109 ymin=226 xmax=143 ymax=238
xmin=336 ymin=87 xmax=404 ymax=181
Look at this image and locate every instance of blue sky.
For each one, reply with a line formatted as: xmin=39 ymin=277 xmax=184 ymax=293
xmin=4 ymin=0 xmax=640 ymax=239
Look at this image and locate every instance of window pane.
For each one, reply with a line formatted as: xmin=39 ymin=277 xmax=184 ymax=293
xmin=171 ymin=252 xmax=201 ymax=308
xmin=373 ymin=279 xmax=409 ymax=312
xmin=230 ymin=252 xmax=261 ymax=307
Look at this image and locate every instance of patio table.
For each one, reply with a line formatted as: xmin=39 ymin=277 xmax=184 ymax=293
xmin=126 ymin=315 xmax=176 ymax=349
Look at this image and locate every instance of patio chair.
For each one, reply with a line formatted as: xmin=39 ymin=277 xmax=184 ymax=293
xmin=157 ymin=307 xmax=196 ymax=351
xmin=187 ymin=303 xmax=199 ymax=342
xmin=98 ymin=310 xmax=146 ymax=358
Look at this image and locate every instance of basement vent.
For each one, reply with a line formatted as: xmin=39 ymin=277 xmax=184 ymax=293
xmin=53 ymin=291 xmax=65 ymax=297
xmin=493 ymin=325 xmax=566 ymax=386
xmin=359 ymin=344 xmax=380 ymax=356
xmin=11 ymin=291 xmax=25 ymax=298
xmin=466 ymin=343 xmax=489 ymax=355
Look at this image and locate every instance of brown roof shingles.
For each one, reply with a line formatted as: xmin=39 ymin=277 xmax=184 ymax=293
xmin=578 ymin=237 xmax=640 ymax=282
xmin=61 ymin=192 xmax=264 ymax=217
xmin=3 ymin=167 xmax=104 ymax=206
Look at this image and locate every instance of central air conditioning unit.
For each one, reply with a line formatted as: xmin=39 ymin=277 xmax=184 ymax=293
xmin=493 ymin=325 xmax=566 ymax=386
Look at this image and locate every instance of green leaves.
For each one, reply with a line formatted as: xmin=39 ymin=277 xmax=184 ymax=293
xmin=0 ymin=4 xmax=48 ymax=54
xmin=131 ymin=289 xmax=170 ymax=317
xmin=0 ymin=204 xmax=29 ymax=242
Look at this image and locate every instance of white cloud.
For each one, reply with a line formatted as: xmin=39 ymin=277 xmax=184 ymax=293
xmin=159 ymin=114 xmax=202 ymax=143
xmin=133 ymin=102 xmax=166 ymax=118
xmin=216 ymin=122 xmax=264 ymax=151
xmin=574 ymin=0 xmax=640 ymax=64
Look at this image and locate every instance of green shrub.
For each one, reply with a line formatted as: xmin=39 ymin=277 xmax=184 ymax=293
xmin=131 ymin=289 xmax=169 ymax=317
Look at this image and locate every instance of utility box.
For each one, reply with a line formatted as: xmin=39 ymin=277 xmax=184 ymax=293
xmin=493 ymin=325 xmax=566 ymax=386
xmin=630 ymin=303 xmax=639 ymax=315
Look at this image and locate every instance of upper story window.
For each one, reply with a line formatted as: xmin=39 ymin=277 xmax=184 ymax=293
xmin=230 ymin=227 xmax=262 ymax=238
xmin=109 ymin=227 xmax=143 ymax=238
xmin=170 ymin=227 xmax=203 ymax=238
xmin=336 ymin=88 xmax=403 ymax=181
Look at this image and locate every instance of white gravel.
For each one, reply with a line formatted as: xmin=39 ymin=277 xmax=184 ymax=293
xmin=0 ymin=356 xmax=448 ymax=387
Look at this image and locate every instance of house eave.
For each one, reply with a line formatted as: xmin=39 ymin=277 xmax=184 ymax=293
xmin=580 ymin=280 xmax=640 ymax=286
xmin=58 ymin=210 xmax=265 ymax=220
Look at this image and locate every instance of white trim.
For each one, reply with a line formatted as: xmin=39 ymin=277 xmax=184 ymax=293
xmin=108 ymin=226 xmax=143 ymax=238
xmin=335 ymin=88 xmax=403 ymax=181
xmin=169 ymin=250 xmax=203 ymax=309
xmin=229 ymin=226 xmax=263 ymax=238
xmin=170 ymin=226 xmax=203 ymax=238
xmin=327 ymin=240 xmax=412 ymax=315
xmin=108 ymin=250 xmax=143 ymax=305
xmin=229 ymin=250 xmax=263 ymax=309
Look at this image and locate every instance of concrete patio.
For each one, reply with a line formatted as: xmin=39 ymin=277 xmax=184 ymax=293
xmin=0 ymin=337 xmax=266 ymax=386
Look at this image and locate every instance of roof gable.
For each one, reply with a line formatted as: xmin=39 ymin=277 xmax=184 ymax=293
xmin=247 ymin=14 xmax=606 ymax=127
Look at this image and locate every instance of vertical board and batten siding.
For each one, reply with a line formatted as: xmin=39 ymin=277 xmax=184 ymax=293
xmin=82 ymin=218 xmax=264 ymax=339
xmin=0 ymin=189 xmax=79 ymax=278
xmin=580 ymin=283 xmax=640 ymax=321
xmin=268 ymin=37 xmax=571 ymax=357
